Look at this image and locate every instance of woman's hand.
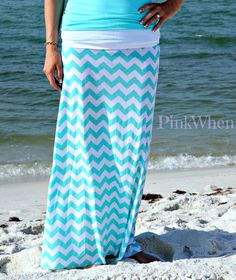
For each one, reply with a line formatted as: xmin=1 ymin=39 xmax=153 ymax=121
xmin=138 ymin=0 xmax=185 ymax=32
xmin=43 ymin=45 xmax=63 ymax=92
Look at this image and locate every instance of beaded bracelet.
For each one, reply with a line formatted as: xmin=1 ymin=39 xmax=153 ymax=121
xmin=45 ymin=41 xmax=58 ymax=47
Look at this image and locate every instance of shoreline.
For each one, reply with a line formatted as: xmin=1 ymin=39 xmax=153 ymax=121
xmin=146 ymin=165 xmax=236 ymax=195
xmin=0 ymin=165 xmax=235 ymax=223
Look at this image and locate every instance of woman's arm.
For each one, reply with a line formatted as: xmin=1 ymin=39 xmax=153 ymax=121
xmin=43 ymin=0 xmax=65 ymax=91
xmin=44 ymin=0 xmax=65 ymax=43
xmin=138 ymin=0 xmax=185 ymax=32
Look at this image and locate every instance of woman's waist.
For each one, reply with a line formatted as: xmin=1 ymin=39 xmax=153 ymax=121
xmin=61 ymin=29 xmax=160 ymax=49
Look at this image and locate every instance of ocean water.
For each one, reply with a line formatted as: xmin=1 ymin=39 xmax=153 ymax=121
xmin=0 ymin=0 xmax=235 ymax=182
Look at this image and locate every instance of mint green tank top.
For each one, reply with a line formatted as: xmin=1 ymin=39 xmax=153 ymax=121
xmin=61 ymin=0 xmax=157 ymax=31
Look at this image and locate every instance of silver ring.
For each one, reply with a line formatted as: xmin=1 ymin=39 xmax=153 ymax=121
xmin=156 ymin=13 xmax=161 ymax=20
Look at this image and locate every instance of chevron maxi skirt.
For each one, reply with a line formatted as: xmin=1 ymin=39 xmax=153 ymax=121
xmin=40 ymin=43 xmax=160 ymax=270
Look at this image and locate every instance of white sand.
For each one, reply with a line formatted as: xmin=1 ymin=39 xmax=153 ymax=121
xmin=0 ymin=166 xmax=236 ymax=279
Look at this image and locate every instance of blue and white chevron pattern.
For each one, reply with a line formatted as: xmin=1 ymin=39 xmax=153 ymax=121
xmin=41 ymin=44 xmax=160 ymax=270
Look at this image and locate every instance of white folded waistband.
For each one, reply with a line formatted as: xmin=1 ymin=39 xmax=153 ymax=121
xmin=61 ymin=29 xmax=160 ymax=49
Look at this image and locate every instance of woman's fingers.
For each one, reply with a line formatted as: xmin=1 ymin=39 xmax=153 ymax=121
xmin=140 ymin=9 xmax=165 ymax=30
xmin=56 ymin=61 xmax=63 ymax=83
xmin=138 ymin=1 xmax=183 ymax=31
xmin=138 ymin=4 xmax=164 ymax=31
xmin=49 ymin=73 xmax=62 ymax=92
xmin=139 ymin=7 xmax=161 ymax=27
xmin=43 ymin=66 xmax=61 ymax=92
xmin=152 ymin=17 xmax=166 ymax=32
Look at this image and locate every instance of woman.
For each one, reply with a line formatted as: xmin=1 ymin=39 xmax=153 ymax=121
xmin=41 ymin=0 xmax=184 ymax=270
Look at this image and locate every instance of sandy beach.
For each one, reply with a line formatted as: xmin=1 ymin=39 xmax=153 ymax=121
xmin=1 ymin=0 xmax=235 ymax=278
xmin=0 ymin=166 xmax=235 ymax=279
